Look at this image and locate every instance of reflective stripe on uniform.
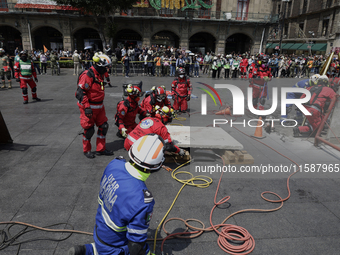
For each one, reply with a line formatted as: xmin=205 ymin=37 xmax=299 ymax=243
xmin=20 ymin=76 xmax=33 ymax=80
xmin=91 ymin=243 xmax=99 ymax=255
xmin=127 ymin=134 xmax=137 ymax=143
xmin=98 ymin=196 xmax=127 ymax=232
xmin=127 ymin=227 xmax=148 ymax=235
xmin=97 ymin=134 xmax=106 ymax=139
xmin=90 ymin=104 xmax=104 ymax=109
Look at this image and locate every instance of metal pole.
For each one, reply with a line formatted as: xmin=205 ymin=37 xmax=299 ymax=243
xmin=259 ymin=28 xmax=265 ymax=54
xmin=28 ymin=22 xmax=33 ymax=50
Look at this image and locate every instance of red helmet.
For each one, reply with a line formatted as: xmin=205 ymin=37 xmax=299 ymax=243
xmin=155 ymin=106 xmax=172 ymax=124
xmin=178 ymin=67 xmax=185 ymax=77
xmin=154 ymin=86 xmax=166 ymax=102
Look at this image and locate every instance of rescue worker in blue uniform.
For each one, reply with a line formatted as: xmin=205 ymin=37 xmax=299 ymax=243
xmin=68 ymin=134 xmax=165 ymax=255
xmin=281 ymin=74 xmax=320 ymax=123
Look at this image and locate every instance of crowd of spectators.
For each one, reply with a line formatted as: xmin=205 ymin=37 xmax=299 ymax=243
xmin=10 ymin=45 xmax=340 ymax=79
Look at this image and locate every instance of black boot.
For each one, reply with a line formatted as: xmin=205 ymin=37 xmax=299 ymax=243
xmin=23 ymin=101 xmax=28 ymax=104
xmin=68 ymin=245 xmax=86 ymax=255
xmin=33 ymin=97 xmax=41 ymax=101
xmin=84 ymin=151 xmax=95 ymax=159
xmin=293 ymin=127 xmax=300 ymax=137
xmin=96 ymin=149 xmax=114 ymax=156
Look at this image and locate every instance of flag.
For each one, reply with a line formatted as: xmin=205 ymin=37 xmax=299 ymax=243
xmin=43 ymin=45 xmax=48 ymax=53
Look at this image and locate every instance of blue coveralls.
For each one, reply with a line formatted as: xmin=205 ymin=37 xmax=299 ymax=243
xmin=282 ymin=79 xmax=310 ymax=119
xmin=85 ymin=158 xmax=154 ymax=255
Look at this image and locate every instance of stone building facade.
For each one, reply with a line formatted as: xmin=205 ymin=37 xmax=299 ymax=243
xmin=268 ymin=0 xmax=340 ymax=55
xmin=0 ymin=0 xmax=277 ymax=55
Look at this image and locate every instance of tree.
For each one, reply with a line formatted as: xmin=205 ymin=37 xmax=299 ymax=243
xmin=55 ymin=0 xmax=137 ymax=48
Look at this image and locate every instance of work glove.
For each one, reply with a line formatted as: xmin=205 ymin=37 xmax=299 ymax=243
xmin=84 ymin=108 xmax=93 ymax=119
xmin=186 ymin=95 xmax=191 ymax=101
xmin=121 ymin=128 xmax=128 ymax=138
xmin=263 ymin=76 xmax=270 ymax=82
xmin=146 ymin=112 xmax=151 ymax=117
xmin=16 ymin=78 xmax=20 ymax=82
xmin=178 ymin=149 xmax=185 ymax=157
xmin=34 ymin=77 xmax=38 ymax=83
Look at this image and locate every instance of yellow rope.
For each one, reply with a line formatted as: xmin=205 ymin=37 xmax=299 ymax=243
xmin=152 ymin=160 xmax=213 ymax=252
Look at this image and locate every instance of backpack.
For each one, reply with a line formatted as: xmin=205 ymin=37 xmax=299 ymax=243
xmin=307 ymin=86 xmax=323 ymax=106
xmin=75 ymin=68 xmax=96 ymax=102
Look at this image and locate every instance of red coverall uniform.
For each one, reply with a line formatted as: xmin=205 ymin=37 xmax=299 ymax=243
xmin=298 ymin=85 xmax=336 ymax=134
xmin=77 ymin=66 xmax=108 ymax=153
xmin=140 ymin=93 xmax=172 ymax=116
xmin=124 ymin=117 xmax=180 ymax=152
xmin=240 ymin=58 xmax=248 ymax=78
xmin=248 ymin=62 xmax=257 ymax=79
xmin=171 ymin=77 xmax=192 ymax=112
xmin=115 ymin=96 xmax=145 ymax=134
xmin=14 ymin=60 xmax=38 ymax=101
xmin=249 ymin=66 xmax=272 ymax=110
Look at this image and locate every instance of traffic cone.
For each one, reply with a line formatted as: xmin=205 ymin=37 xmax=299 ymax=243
xmin=251 ymin=117 xmax=266 ymax=139
xmin=215 ymin=107 xmax=231 ymax=115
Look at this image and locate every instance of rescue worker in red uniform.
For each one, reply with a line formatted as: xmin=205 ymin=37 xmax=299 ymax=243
xmin=124 ymin=106 xmax=185 ymax=157
xmin=239 ymin=54 xmax=249 ymax=79
xmin=248 ymin=61 xmax=257 ymax=79
xmin=115 ymin=85 xmax=146 ymax=138
xmin=294 ymin=75 xmax=337 ymax=137
xmin=0 ymin=48 xmax=12 ymax=89
xmin=76 ymin=54 xmax=113 ymax=158
xmin=249 ymin=57 xmax=272 ymax=110
xmin=14 ymin=50 xmax=40 ymax=104
xmin=140 ymin=86 xmax=172 ymax=116
xmin=171 ymin=67 xmax=192 ymax=113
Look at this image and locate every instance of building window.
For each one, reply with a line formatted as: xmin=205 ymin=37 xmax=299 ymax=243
xmin=322 ymin=18 xmax=329 ymax=36
xmin=326 ymin=0 xmax=333 ymax=8
xmin=287 ymin=2 xmax=292 ymax=17
xmin=302 ymin=0 xmax=308 ymax=14
xmin=236 ymin=0 xmax=249 ymax=21
xmin=0 ymin=0 xmax=8 ymax=11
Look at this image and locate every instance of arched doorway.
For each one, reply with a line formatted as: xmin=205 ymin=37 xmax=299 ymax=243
xmin=32 ymin=27 xmax=63 ymax=52
xmin=151 ymin=31 xmax=179 ymax=48
xmin=189 ymin=32 xmax=215 ymax=55
xmin=114 ymin=29 xmax=142 ymax=49
xmin=73 ymin=28 xmax=101 ymax=52
xmin=225 ymin=33 xmax=252 ymax=54
xmin=0 ymin=26 xmax=22 ymax=55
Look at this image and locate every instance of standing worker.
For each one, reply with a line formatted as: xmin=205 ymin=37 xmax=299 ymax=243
xmin=111 ymin=53 xmax=118 ymax=76
xmin=171 ymin=67 xmax=192 ymax=113
xmin=76 ymin=54 xmax=113 ymax=158
xmin=14 ymin=50 xmax=41 ymax=104
xmin=0 ymin=48 xmax=12 ymax=89
xmin=50 ymin=51 xmax=59 ymax=76
xmin=68 ymin=134 xmax=164 ymax=255
xmin=72 ymin=50 xmax=82 ymax=76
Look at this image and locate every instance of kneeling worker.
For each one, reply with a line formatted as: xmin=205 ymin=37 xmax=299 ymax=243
xmin=124 ymin=106 xmax=185 ymax=156
xmin=68 ymin=134 xmax=165 ymax=255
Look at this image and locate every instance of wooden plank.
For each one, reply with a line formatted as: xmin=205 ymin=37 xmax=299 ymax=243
xmin=234 ymin=151 xmax=244 ymax=161
xmin=224 ymin=150 xmax=235 ymax=161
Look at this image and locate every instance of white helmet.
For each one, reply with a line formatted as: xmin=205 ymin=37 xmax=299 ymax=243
xmin=318 ymin=74 xmax=329 ymax=86
xmin=93 ymin=54 xmax=111 ymax=67
xmin=129 ymin=134 xmax=165 ymax=171
xmin=309 ymin=74 xmax=320 ymax=86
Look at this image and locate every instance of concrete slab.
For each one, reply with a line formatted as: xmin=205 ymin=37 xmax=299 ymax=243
xmin=166 ymin=126 xmax=244 ymax=150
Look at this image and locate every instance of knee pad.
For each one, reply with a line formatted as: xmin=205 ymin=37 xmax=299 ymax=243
xmin=22 ymin=88 xmax=28 ymax=95
xmin=260 ymin=98 xmax=266 ymax=106
xmin=252 ymin=98 xmax=258 ymax=106
xmin=84 ymin=126 xmax=95 ymax=140
xmin=32 ymin=87 xmax=37 ymax=93
xmin=98 ymin=122 xmax=109 ymax=136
